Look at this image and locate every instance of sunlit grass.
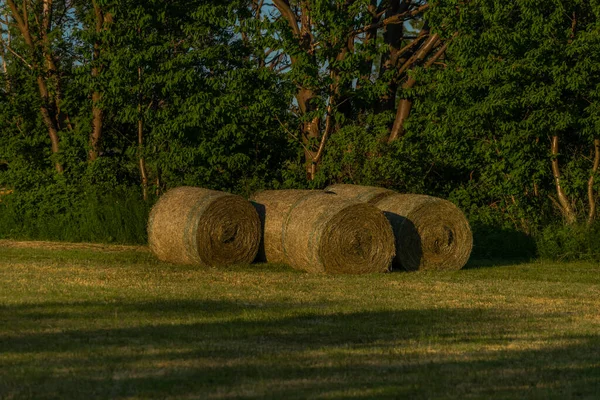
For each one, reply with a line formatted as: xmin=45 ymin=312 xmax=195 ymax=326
xmin=0 ymin=241 xmax=599 ymax=399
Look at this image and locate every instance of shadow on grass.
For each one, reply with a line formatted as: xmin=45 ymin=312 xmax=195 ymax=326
xmin=1 ymin=300 xmax=599 ymax=399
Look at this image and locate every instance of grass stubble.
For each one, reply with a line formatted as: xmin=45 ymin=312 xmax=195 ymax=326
xmin=0 ymin=241 xmax=599 ymax=399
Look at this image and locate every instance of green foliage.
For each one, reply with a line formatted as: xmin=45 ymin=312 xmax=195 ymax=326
xmin=2 ymin=0 xmax=600 ymax=261
xmin=315 ymin=119 xmax=428 ymax=192
xmin=0 ymin=0 xmax=294 ymax=242
xmin=72 ymin=0 xmax=294 ymax=194
xmin=0 ymin=184 xmax=150 ymax=244
xmin=415 ymin=0 xmax=600 ymax=228
xmin=537 ymin=223 xmax=600 ymax=261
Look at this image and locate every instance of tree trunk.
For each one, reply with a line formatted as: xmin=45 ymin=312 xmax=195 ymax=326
xmin=388 ymin=36 xmax=452 ymax=142
xmin=551 ymin=135 xmax=577 ymax=224
xmin=377 ymin=0 xmax=409 ymax=113
xmin=37 ymin=76 xmax=63 ymax=173
xmin=41 ymin=0 xmax=64 ymax=131
xmin=0 ymin=17 xmax=9 ymax=92
xmin=6 ymin=0 xmax=63 ymax=173
xmin=389 ymin=99 xmax=412 ymax=143
xmin=302 ymin=117 xmax=320 ymax=179
xmin=90 ymin=90 xmax=103 ymax=161
xmin=273 ymin=0 xmax=323 ymax=180
xmin=89 ymin=0 xmax=109 ymax=161
xmin=138 ymin=117 xmax=148 ymax=201
xmin=0 ymin=17 xmax=8 ymax=75
xmin=587 ymin=138 xmax=600 ymax=225
xmin=138 ymin=67 xmax=148 ymax=201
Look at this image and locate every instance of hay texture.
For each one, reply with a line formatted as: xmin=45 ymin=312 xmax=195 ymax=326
xmin=148 ymin=186 xmax=260 ymax=266
xmin=251 ymin=190 xmax=395 ymax=274
xmin=325 ymin=184 xmax=473 ymax=271
xmin=251 ymin=190 xmax=314 ymax=263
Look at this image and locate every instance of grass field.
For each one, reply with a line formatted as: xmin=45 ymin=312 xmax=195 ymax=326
xmin=0 ymin=240 xmax=599 ymax=399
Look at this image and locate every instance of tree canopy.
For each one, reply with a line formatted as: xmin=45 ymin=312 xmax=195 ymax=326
xmin=1 ymin=0 xmax=599 ymax=252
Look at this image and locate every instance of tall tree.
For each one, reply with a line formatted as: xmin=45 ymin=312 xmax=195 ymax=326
xmin=94 ymin=0 xmax=289 ymax=194
xmin=261 ymin=0 xmax=448 ymax=179
xmin=88 ymin=0 xmax=112 ymax=161
xmin=2 ymin=0 xmax=74 ymax=173
xmin=418 ymin=0 xmax=600 ymax=225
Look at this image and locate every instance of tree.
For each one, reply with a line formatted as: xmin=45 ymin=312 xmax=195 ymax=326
xmin=88 ymin=0 xmax=113 ymax=161
xmin=92 ymin=0 xmax=290 ymax=195
xmin=419 ymin=0 xmax=600 ymax=226
xmin=1 ymin=0 xmax=77 ymax=173
xmin=254 ymin=0 xmax=450 ymax=179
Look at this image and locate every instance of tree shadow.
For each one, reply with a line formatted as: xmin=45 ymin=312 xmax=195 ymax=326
xmin=1 ymin=300 xmax=599 ymax=399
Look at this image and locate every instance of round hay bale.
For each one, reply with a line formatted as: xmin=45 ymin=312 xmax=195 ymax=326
xmin=251 ymin=190 xmax=315 ymax=263
xmin=148 ymin=187 xmax=260 ymax=266
xmin=252 ymin=190 xmax=395 ymax=274
xmin=325 ymin=184 xmax=473 ymax=271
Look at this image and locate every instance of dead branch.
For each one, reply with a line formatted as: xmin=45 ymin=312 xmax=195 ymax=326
xmin=354 ymin=4 xmax=429 ymax=35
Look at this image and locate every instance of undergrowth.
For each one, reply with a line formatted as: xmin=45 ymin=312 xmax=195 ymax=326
xmin=0 ymin=186 xmax=150 ymax=244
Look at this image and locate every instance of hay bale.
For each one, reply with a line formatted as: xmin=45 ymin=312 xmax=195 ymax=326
xmin=251 ymin=190 xmax=395 ymax=274
xmin=325 ymin=184 xmax=473 ymax=271
xmin=148 ymin=187 xmax=260 ymax=266
xmin=251 ymin=190 xmax=315 ymax=263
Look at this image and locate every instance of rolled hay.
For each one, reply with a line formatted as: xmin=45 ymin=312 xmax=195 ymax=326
xmin=148 ymin=186 xmax=260 ymax=266
xmin=325 ymin=184 xmax=473 ymax=271
xmin=251 ymin=190 xmax=315 ymax=263
xmin=251 ymin=190 xmax=395 ymax=274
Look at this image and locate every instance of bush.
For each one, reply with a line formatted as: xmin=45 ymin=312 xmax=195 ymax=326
xmin=0 ymin=185 xmax=150 ymax=244
xmin=536 ymin=223 xmax=600 ymax=262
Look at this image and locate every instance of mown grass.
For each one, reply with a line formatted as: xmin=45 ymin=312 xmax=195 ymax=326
xmin=0 ymin=242 xmax=599 ymax=399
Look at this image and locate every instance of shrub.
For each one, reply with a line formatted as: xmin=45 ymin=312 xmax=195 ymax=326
xmin=536 ymin=223 xmax=600 ymax=262
xmin=0 ymin=185 xmax=150 ymax=244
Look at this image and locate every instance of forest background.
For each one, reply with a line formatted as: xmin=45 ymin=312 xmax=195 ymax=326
xmin=1 ymin=0 xmax=599 ymax=260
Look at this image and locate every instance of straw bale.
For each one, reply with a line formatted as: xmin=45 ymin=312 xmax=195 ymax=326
xmin=325 ymin=184 xmax=473 ymax=271
xmin=148 ymin=186 xmax=260 ymax=266
xmin=252 ymin=190 xmax=395 ymax=274
xmin=251 ymin=190 xmax=315 ymax=263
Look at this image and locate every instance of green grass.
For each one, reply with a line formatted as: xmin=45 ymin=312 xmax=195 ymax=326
xmin=1 ymin=242 xmax=599 ymax=399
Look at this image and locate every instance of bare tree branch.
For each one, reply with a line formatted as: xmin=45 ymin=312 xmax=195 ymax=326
xmin=4 ymin=43 xmax=32 ymax=69
xmin=272 ymin=0 xmax=300 ymax=37
xmin=389 ymin=34 xmax=455 ymax=143
xmin=396 ymin=33 xmax=440 ymax=77
xmin=354 ymin=4 xmax=429 ymax=35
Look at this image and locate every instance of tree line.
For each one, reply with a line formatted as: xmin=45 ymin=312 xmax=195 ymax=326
xmin=1 ymin=0 xmax=599 ymax=254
